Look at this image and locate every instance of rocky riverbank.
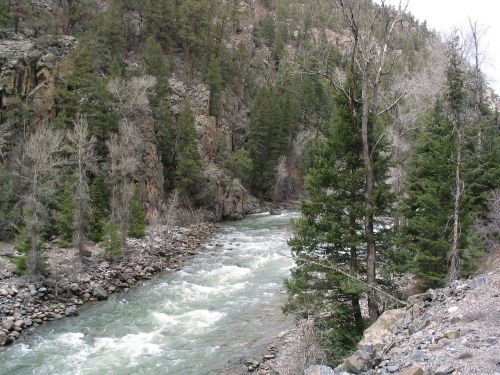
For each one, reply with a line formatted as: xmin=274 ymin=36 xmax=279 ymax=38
xmin=301 ymin=259 xmax=500 ymax=375
xmin=0 ymin=222 xmax=218 ymax=348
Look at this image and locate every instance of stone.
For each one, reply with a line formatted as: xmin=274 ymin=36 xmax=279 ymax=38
xmin=304 ymin=365 xmax=335 ymax=375
xmin=0 ymin=331 xmax=7 ymax=346
xmin=92 ymin=284 xmax=108 ymax=300
xmin=434 ymin=365 xmax=455 ymax=375
xmin=343 ymin=350 xmax=374 ymax=374
xmin=1 ymin=320 xmax=14 ymax=331
xmin=387 ymin=364 xmax=400 ymax=373
xmin=357 ymin=308 xmax=406 ymax=351
xmin=70 ymin=283 xmax=80 ymax=293
xmin=14 ymin=320 xmax=24 ymax=329
xmin=64 ymin=306 xmax=79 ymax=317
xmin=399 ymin=368 xmax=424 ymax=375
xmin=0 ymin=289 xmax=7 ymax=296
xmin=448 ymin=306 xmax=459 ymax=314
xmin=445 ymin=329 xmax=460 ymax=339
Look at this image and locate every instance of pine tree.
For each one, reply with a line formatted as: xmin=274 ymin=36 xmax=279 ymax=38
xmin=55 ymin=178 xmax=76 ymax=248
xmin=206 ymin=54 xmax=223 ymax=117
xmin=101 ymin=221 xmax=123 ymax=260
xmin=285 ymin=91 xmax=367 ymax=361
xmin=175 ymin=105 xmax=202 ymax=195
xmin=0 ymin=165 xmax=13 ymax=241
xmin=402 ymin=102 xmax=455 ymax=288
xmin=128 ymin=187 xmax=146 ymax=238
xmin=89 ymin=175 xmax=110 ymax=242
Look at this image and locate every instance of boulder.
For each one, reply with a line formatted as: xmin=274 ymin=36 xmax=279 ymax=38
xmin=400 ymin=368 xmax=424 ymax=375
xmin=92 ymin=284 xmax=108 ymax=300
xmin=0 ymin=331 xmax=7 ymax=346
xmin=357 ymin=308 xmax=406 ymax=351
xmin=343 ymin=350 xmax=374 ymax=374
xmin=304 ymin=365 xmax=335 ymax=375
xmin=1 ymin=319 xmax=14 ymax=331
xmin=434 ymin=365 xmax=455 ymax=375
xmin=64 ymin=306 xmax=79 ymax=317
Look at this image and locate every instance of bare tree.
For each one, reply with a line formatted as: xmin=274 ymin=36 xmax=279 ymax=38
xmin=107 ymin=121 xmax=142 ymax=238
xmin=474 ymin=190 xmax=500 ymax=253
xmin=18 ymin=123 xmax=65 ymax=274
xmin=106 ymin=76 xmax=157 ymax=238
xmin=67 ymin=115 xmax=98 ymax=256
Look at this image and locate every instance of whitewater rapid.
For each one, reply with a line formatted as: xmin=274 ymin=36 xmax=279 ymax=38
xmin=0 ymin=211 xmax=298 ymax=375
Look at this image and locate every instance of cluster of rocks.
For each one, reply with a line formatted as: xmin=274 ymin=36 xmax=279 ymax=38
xmin=306 ymin=270 xmax=500 ymax=375
xmin=245 ymin=345 xmax=279 ymax=374
xmin=0 ymin=222 xmax=217 ymax=348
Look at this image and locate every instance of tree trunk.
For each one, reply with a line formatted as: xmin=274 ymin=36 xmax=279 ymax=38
xmin=449 ymin=132 xmax=462 ymax=283
xmin=361 ymin=76 xmax=378 ymax=323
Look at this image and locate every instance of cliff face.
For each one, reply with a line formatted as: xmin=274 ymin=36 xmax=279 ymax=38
xmin=0 ymin=33 xmax=75 ymax=127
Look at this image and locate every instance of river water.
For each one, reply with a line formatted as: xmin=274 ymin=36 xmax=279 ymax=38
xmin=0 ymin=211 xmax=298 ymax=375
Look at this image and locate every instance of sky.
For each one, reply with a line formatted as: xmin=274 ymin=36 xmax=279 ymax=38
xmin=404 ymin=0 xmax=500 ymax=94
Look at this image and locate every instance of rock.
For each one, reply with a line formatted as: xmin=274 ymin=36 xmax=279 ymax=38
xmin=399 ymin=368 xmax=424 ymax=375
xmin=14 ymin=320 xmax=24 ymax=329
xmin=445 ymin=329 xmax=460 ymax=339
xmin=92 ymin=284 xmax=108 ymax=300
xmin=64 ymin=306 xmax=79 ymax=317
xmin=447 ymin=306 xmax=459 ymax=314
xmin=0 ymin=289 xmax=8 ymax=297
xmin=1 ymin=320 xmax=14 ymax=331
xmin=269 ymin=209 xmax=282 ymax=215
xmin=434 ymin=365 xmax=455 ymax=375
xmin=0 ymin=331 xmax=7 ymax=346
xmin=304 ymin=365 xmax=335 ymax=375
xmin=70 ymin=283 xmax=80 ymax=293
xmin=343 ymin=350 xmax=374 ymax=374
xmin=387 ymin=364 xmax=400 ymax=373
xmin=357 ymin=308 xmax=406 ymax=351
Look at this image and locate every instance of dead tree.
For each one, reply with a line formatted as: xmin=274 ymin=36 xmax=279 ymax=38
xmin=18 ymin=123 xmax=65 ymax=274
xmin=67 ymin=115 xmax=98 ymax=256
xmin=107 ymin=121 xmax=142 ymax=239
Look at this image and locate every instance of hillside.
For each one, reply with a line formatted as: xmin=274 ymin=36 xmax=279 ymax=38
xmin=0 ymin=0 xmax=499 ymax=374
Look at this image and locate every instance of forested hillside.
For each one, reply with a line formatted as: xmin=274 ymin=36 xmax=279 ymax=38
xmin=0 ymin=0 xmax=499 ymax=369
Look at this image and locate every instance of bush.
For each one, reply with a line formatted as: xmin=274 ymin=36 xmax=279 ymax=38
xmin=128 ymin=188 xmax=146 ymax=238
xmin=13 ymin=227 xmax=30 ymax=275
xmin=101 ymin=221 xmax=123 ymax=260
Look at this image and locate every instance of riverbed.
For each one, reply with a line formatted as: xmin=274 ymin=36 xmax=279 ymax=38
xmin=0 ymin=211 xmax=298 ymax=375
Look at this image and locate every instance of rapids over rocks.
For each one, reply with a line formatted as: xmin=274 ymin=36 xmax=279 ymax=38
xmin=0 ymin=211 xmax=298 ymax=375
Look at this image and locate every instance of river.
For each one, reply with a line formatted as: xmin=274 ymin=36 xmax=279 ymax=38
xmin=0 ymin=211 xmax=298 ymax=375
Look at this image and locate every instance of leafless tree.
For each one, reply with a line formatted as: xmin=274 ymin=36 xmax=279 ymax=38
xmin=106 ymin=76 xmax=157 ymax=239
xmin=107 ymin=121 xmax=142 ymax=238
xmin=474 ymin=190 xmax=500 ymax=254
xmin=18 ymin=123 xmax=65 ymax=274
xmin=67 ymin=115 xmax=98 ymax=256
xmin=107 ymin=76 xmax=157 ymax=124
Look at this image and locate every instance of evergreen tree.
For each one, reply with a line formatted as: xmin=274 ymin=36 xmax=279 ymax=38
xmin=285 ymin=91 xmax=367 ymax=361
xmin=402 ymin=103 xmax=455 ymax=288
xmin=175 ymin=105 xmax=202 ymax=195
xmin=128 ymin=187 xmax=146 ymax=238
xmin=89 ymin=175 xmax=110 ymax=242
xmin=101 ymin=221 xmax=123 ymax=260
xmin=206 ymin=54 xmax=223 ymax=117
xmin=55 ymin=178 xmax=76 ymax=247
xmin=0 ymin=165 xmax=13 ymax=241
xmin=248 ymin=86 xmax=296 ymax=197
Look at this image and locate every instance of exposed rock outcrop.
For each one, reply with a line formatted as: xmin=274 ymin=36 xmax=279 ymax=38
xmin=0 ymin=33 xmax=76 ymax=126
xmin=328 ymin=269 xmax=500 ymax=375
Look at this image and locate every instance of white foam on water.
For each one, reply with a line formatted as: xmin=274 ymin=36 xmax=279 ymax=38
xmin=203 ymin=265 xmax=251 ymax=284
xmin=93 ymin=330 xmax=163 ymax=359
xmin=56 ymin=332 xmax=85 ymax=347
xmin=153 ymin=309 xmax=225 ymax=335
